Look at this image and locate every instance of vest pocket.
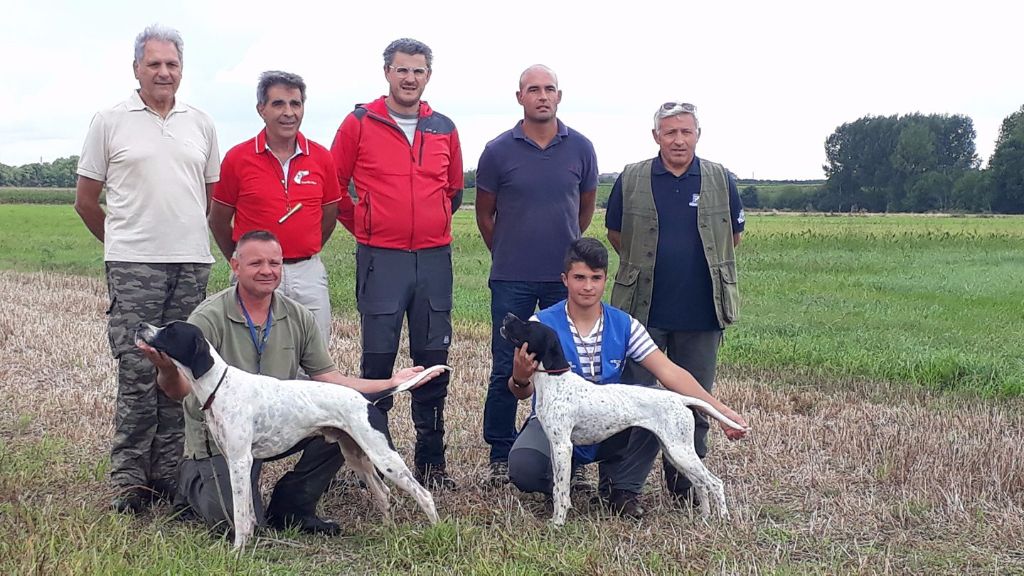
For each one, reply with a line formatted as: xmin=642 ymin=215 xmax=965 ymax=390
xmin=718 ymin=260 xmax=740 ymax=324
xmin=611 ymin=263 xmax=640 ymax=313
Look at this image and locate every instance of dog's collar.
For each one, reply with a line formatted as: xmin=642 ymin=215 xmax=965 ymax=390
xmin=536 ymin=367 xmax=572 ymax=375
xmin=201 ymin=367 xmax=230 ymax=412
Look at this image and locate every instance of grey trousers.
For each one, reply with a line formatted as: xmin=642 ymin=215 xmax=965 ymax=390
xmin=622 ymin=328 xmax=723 ymax=493
xmin=507 ymin=416 xmax=661 ymax=496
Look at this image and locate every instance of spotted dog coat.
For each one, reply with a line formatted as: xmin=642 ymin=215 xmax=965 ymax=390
xmin=500 ymin=314 xmax=744 ymax=525
xmin=137 ymin=321 xmax=444 ymax=549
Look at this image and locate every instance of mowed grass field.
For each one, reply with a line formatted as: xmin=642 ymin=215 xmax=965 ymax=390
xmin=1 ymin=205 xmax=1024 ymax=574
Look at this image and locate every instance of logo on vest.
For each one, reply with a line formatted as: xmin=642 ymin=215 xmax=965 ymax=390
xmin=609 ymin=358 xmax=623 ymax=370
xmin=293 ymin=170 xmax=317 ymax=185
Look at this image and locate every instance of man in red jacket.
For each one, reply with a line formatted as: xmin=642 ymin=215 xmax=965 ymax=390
xmin=331 ymin=38 xmax=463 ymax=490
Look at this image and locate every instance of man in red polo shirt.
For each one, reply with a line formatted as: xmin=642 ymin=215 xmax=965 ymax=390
xmin=210 ymin=71 xmax=342 ymax=342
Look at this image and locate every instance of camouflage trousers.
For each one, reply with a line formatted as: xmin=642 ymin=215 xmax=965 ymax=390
xmin=105 ymin=262 xmax=211 ymax=491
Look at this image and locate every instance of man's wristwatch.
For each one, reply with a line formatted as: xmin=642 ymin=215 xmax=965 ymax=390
xmin=511 ymin=376 xmax=530 ymax=389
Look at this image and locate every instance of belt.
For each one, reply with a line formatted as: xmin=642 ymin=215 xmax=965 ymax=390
xmin=283 ymin=255 xmax=313 ymax=264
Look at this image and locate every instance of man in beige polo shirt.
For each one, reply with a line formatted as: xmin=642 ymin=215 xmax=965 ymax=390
xmin=75 ymin=24 xmax=220 ymax=514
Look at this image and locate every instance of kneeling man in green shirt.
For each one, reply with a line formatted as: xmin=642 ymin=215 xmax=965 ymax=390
xmin=138 ymin=229 xmax=439 ymax=536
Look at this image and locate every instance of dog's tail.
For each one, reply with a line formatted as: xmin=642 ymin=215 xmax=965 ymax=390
xmin=680 ymin=396 xmax=747 ymax=431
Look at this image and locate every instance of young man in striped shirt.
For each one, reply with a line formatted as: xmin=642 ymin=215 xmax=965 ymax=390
xmin=505 ymin=238 xmax=748 ymax=518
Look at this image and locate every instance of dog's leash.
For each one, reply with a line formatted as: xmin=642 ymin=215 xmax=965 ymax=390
xmin=201 ymin=367 xmax=230 ymax=411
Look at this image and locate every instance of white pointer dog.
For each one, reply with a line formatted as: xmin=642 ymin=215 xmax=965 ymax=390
xmin=500 ymin=313 xmax=746 ymax=525
xmin=136 ymin=321 xmax=445 ymax=549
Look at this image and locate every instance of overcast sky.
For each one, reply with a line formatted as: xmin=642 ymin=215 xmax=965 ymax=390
xmin=2 ymin=0 xmax=1020 ymax=180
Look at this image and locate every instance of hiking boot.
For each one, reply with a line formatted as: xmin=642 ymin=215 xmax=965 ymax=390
xmin=416 ymin=465 xmax=458 ymax=491
xmin=267 ymin=512 xmax=342 ymax=536
xmin=570 ymin=465 xmax=596 ymax=494
xmin=669 ymin=486 xmax=700 ymax=508
xmin=149 ymin=478 xmax=177 ymax=503
xmin=111 ymin=487 xmax=148 ymax=515
xmin=486 ymin=460 xmax=510 ymax=487
xmin=608 ymin=489 xmax=645 ymax=519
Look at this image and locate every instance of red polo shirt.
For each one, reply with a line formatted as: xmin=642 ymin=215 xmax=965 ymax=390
xmin=215 ymin=130 xmax=342 ymax=259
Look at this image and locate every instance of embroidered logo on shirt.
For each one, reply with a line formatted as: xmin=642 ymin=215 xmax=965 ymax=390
xmin=737 ymin=209 xmax=746 ymax=224
xmin=689 ymin=193 xmax=700 ymax=207
xmin=609 ymin=358 xmax=623 ymax=369
xmin=293 ymin=170 xmax=317 ymax=185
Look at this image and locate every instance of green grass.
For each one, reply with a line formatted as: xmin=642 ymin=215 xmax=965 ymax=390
xmin=2 ymin=205 xmax=1023 ymax=395
xmin=0 ymin=187 xmax=84 ymax=205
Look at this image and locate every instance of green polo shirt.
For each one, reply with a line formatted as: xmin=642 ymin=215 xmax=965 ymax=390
xmin=182 ymin=285 xmax=336 ymax=459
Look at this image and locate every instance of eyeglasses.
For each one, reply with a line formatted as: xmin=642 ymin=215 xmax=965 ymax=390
xmin=389 ymin=65 xmax=429 ymax=78
xmin=661 ymin=101 xmax=696 ymax=113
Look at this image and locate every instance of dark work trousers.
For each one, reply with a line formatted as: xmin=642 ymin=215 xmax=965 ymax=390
xmin=621 ymin=329 xmax=723 ymax=494
xmin=178 ymin=436 xmax=343 ymax=531
xmin=483 ymin=280 xmax=568 ymax=463
xmin=507 ymin=417 xmax=661 ymax=496
xmin=355 ymin=244 xmax=452 ymax=472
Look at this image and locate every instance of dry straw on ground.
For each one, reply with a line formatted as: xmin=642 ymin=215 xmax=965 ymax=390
xmin=1 ymin=270 xmax=1023 ymax=574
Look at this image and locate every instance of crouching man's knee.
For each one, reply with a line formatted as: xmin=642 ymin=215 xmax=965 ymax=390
xmin=508 ymin=448 xmax=552 ymax=494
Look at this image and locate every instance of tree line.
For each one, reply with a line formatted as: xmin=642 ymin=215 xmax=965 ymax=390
xmin=6 ymin=105 xmax=1024 ymax=214
xmin=742 ymin=105 xmax=1024 ymax=214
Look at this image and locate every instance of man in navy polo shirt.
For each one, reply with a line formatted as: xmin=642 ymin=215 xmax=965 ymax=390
xmin=606 ymin=101 xmax=745 ymax=504
xmin=210 ymin=71 xmax=341 ymax=343
xmin=475 ymin=64 xmax=598 ymax=485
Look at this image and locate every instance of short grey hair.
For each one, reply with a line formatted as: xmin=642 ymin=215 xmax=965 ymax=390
xmin=257 ymin=71 xmax=307 ymax=106
xmin=383 ymin=38 xmax=433 ymax=69
xmin=654 ymin=101 xmax=700 ymax=133
xmin=518 ymin=64 xmax=559 ymax=90
xmin=134 ymin=24 xmax=184 ymax=64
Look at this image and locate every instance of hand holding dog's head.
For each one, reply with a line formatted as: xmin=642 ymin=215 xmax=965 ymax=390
xmin=136 ymin=321 xmax=215 ymax=379
xmin=500 ymin=314 xmax=569 ymax=372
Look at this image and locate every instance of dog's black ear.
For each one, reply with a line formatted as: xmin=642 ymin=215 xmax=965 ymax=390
xmin=187 ymin=329 xmax=215 ymax=378
xmin=534 ymin=322 xmax=570 ymax=372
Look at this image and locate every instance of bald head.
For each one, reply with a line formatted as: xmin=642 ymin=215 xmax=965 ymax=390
xmin=518 ymin=64 xmax=559 ymax=90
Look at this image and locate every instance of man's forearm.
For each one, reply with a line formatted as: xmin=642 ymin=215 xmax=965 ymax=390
xmin=156 ymin=366 xmax=191 ymax=401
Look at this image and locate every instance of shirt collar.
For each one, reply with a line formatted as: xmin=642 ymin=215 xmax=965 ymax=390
xmin=512 ymin=119 xmax=569 ymax=146
xmin=127 ymin=89 xmax=187 ymax=114
xmin=254 ymin=129 xmax=308 ymax=156
xmin=652 ymin=154 xmax=701 ymax=177
xmin=226 ymin=284 xmax=289 ymax=324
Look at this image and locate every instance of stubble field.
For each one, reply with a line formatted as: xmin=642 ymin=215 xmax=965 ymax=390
xmin=1 ymin=207 xmax=1023 ymax=574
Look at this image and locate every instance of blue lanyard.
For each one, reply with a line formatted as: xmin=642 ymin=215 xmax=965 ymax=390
xmin=237 ymin=292 xmax=273 ymax=374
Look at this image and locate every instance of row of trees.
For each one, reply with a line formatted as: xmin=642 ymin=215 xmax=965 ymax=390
xmin=817 ymin=106 xmax=1024 ymax=213
xmin=0 ymin=156 xmax=79 ymax=188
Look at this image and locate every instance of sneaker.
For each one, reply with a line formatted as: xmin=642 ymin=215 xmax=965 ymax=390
xmin=486 ymin=461 xmax=510 ymax=487
xmin=416 ymin=465 xmax=458 ymax=491
xmin=570 ymin=466 xmax=596 ymax=494
xmin=111 ymin=487 xmax=148 ymax=515
xmin=267 ymin=513 xmax=342 ymax=536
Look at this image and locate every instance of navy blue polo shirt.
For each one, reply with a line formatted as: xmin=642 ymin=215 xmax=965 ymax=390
xmin=477 ymin=120 xmax=598 ymax=282
xmin=606 ymin=155 xmax=745 ymax=331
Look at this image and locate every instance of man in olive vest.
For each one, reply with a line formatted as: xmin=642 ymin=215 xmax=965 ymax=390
xmin=605 ymin=101 xmax=745 ymax=504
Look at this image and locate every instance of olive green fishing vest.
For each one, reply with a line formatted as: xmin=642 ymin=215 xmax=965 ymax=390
xmin=610 ymin=157 xmax=740 ymax=328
